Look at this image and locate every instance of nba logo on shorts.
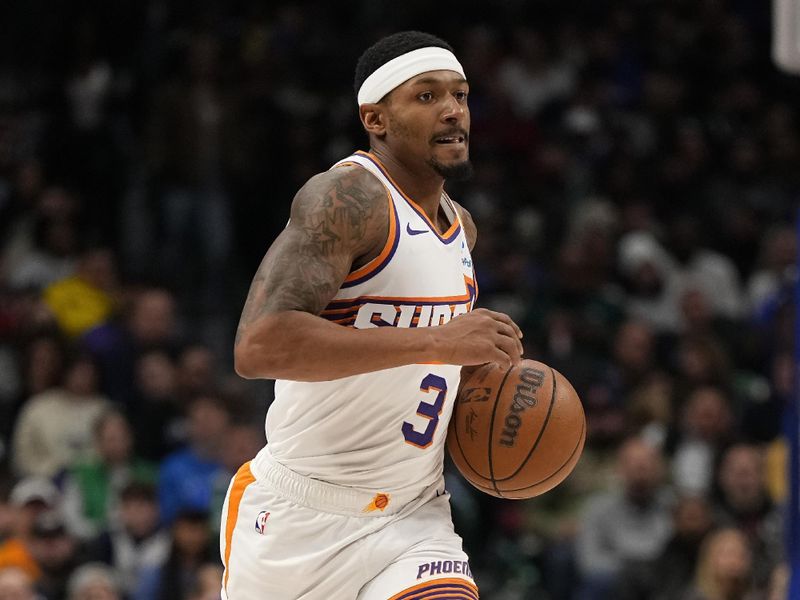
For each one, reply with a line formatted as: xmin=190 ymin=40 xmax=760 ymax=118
xmin=255 ymin=510 xmax=270 ymax=535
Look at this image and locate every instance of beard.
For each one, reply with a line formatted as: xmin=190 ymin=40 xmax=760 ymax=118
xmin=428 ymin=157 xmax=474 ymax=181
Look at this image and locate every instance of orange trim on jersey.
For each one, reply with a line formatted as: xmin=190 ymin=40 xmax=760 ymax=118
xmin=402 ymin=593 xmax=476 ymax=600
xmin=332 ymin=161 xmax=362 ymax=169
xmin=342 ymin=184 xmax=397 ymax=284
xmin=356 ymin=151 xmax=461 ymax=239
xmin=411 ymin=593 xmax=476 ymax=600
xmin=386 ymin=577 xmax=479 ymax=600
xmin=326 ymin=292 xmax=473 ymax=306
xmin=222 ymin=461 xmax=256 ymax=593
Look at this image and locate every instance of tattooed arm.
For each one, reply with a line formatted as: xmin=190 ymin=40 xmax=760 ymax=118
xmin=234 ymin=166 xmax=522 ymax=382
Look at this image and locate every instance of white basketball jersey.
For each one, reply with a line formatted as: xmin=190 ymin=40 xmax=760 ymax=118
xmin=254 ymin=151 xmax=477 ymax=505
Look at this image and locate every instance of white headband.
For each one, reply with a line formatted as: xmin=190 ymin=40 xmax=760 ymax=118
xmin=357 ymin=46 xmax=466 ymax=105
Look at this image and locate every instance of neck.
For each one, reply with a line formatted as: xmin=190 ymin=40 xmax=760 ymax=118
xmin=369 ymin=146 xmax=444 ymax=221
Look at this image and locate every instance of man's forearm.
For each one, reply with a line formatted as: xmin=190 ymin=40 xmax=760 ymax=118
xmin=234 ymin=310 xmax=442 ymax=382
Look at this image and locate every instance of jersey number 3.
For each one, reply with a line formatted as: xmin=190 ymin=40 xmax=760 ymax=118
xmin=402 ymin=374 xmax=447 ymax=449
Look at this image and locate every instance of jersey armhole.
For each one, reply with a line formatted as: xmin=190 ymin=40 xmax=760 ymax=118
xmin=336 ymin=164 xmax=400 ymax=289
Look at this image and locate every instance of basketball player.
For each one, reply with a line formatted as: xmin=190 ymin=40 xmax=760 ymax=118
xmin=222 ymin=31 xmax=524 ymax=599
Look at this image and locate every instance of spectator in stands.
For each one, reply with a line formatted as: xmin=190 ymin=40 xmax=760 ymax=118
xmin=746 ymin=225 xmax=796 ymax=316
xmin=66 ymin=563 xmax=121 ymax=600
xmin=158 ymin=395 xmax=228 ymax=525
xmin=615 ymin=494 xmax=715 ymax=600
xmin=16 ymin=333 xmax=65 ymax=403
xmin=765 ymin=562 xmax=789 ymax=600
xmin=0 ymin=478 xmax=60 ymax=580
xmin=133 ymin=509 xmax=216 ymax=600
xmin=27 ymin=511 xmax=80 ymax=600
xmin=130 ymin=350 xmax=183 ymax=461
xmin=600 ymin=319 xmax=672 ymax=446
xmin=208 ymin=423 xmax=263 ymax=538
xmin=187 ymin=562 xmax=223 ymax=600
xmin=2 ymin=188 xmax=80 ymax=293
xmin=82 ymin=287 xmax=179 ymax=407
xmin=88 ymin=482 xmax=169 ymax=598
xmin=0 ymin=566 xmax=38 ymax=600
xmin=671 ymin=334 xmax=733 ymax=402
xmin=575 ymin=436 xmax=673 ymax=600
xmin=666 ymin=213 xmax=746 ymax=322
xmin=176 ymin=345 xmax=217 ymax=402
xmin=617 ymin=230 xmax=682 ymax=333
xmin=12 ymin=354 xmax=109 ymax=478
xmin=42 ymin=248 xmax=118 ymax=340
xmin=669 ymin=386 xmax=735 ymax=495
xmin=61 ymin=410 xmax=156 ymax=540
xmin=126 ymin=289 xmax=178 ymax=353
xmin=684 ymin=528 xmax=760 ymax=600
xmin=714 ymin=444 xmax=783 ymax=589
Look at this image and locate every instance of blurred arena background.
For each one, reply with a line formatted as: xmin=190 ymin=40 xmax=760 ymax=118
xmin=0 ymin=0 xmax=797 ymax=598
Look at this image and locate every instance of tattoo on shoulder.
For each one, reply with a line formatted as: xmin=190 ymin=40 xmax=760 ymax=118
xmin=235 ymin=167 xmax=388 ymax=344
xmin=301 ymin=168 xmax=381 ymax=254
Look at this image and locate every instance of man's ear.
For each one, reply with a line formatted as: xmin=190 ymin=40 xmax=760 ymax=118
xmin=360 ymin=104 xmax=387 ymax=137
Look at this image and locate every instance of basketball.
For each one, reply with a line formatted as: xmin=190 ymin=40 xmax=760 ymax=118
xmin=447 ymin=359 xmax=586 ymax=499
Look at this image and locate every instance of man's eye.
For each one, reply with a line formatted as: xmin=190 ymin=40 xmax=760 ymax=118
xmin=455 ymin=91 xmax=468 ymax=101
xmin=418 ymin=92 xmax=433 ymax=102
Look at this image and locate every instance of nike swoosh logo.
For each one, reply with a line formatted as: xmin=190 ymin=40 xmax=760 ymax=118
xmin=406 ymin=224 xmax=428 ymax=236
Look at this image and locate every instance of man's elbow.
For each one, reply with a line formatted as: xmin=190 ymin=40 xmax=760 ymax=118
xmin=234 ymin=334 xmax=272 ymax=379
xmin=233 ymin=345 xmax=260 ymax=379
xmin=233 ymin=329 xmax=291 ymax=380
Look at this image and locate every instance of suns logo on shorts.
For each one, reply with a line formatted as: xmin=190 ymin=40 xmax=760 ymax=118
xmin=255 ymin=510 xmax=270 ymax=534
xmin=362 ymin=492 xmax=390 ymax=513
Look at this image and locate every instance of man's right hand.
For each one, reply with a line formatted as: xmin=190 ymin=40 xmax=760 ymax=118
xmin=432 ymin=308 xmax=524 ymax=369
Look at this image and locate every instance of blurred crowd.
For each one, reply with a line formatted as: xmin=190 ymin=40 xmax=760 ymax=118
xmin=0 ymin=0 xmax=797 ymax=599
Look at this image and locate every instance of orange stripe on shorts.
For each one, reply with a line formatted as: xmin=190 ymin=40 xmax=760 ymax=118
xmin=222 ymin=461 xmax=256 ymax=592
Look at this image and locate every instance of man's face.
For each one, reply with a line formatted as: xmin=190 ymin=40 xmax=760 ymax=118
xmin=0 ymin=567 xmax=36 ymax=600
xmin=381 ymin=70 xmax=472 ymax=179
xmin=120 ymin=497 xmax=159 ymax=538
xmin=719 ymin=446 xmax=764 ymax=512
xmin=618 ymin=440 xmax=663 ymax=503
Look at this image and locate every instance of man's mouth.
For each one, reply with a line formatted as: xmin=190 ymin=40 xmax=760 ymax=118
xmin=433 ymin=132 xmax=468 ymax=145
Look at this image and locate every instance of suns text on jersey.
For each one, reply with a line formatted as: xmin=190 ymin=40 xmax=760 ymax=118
xmin=354 ymin=301 xmax=471 ymax=329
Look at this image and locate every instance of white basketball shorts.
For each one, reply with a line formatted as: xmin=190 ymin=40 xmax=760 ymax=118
xmin=219 ymin=448 xmax=478 ymax=599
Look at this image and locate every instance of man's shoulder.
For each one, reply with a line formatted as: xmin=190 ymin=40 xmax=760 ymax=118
xmin=19 ymin=389 xmax=68 ymax=413
xmin=295 ymin=162 xmax=388 ymax=208
xmin=287 ymin=161 xmax=392 ymax=262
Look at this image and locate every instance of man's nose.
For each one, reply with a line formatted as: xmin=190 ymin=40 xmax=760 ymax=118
xmin=441 ymin=96 xmax=466 ymax=122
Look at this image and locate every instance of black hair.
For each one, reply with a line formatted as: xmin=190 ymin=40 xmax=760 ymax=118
xmin=354 ymin=31 xmax=454 ymax=99
xmin=120 ymin=481 xmax=157 ymax=502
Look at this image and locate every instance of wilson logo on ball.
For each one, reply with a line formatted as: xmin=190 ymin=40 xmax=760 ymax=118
xmin=499 ymin=367 xmax=545 ymax=448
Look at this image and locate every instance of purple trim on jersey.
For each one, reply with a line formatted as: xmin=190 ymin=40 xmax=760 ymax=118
xmin=355 ymin=151 xmax=462 ymax=246
xmin=340 ymin=186 xmax=401 ymax=289
xmin=323 ymin=297 xmax=471 ymax=311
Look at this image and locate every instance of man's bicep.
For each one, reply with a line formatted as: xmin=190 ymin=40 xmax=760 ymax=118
xmin=236 ymin=220 xmax=352 ymax=339
xmin=236 ymin=167 xmax=387 ymax=335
